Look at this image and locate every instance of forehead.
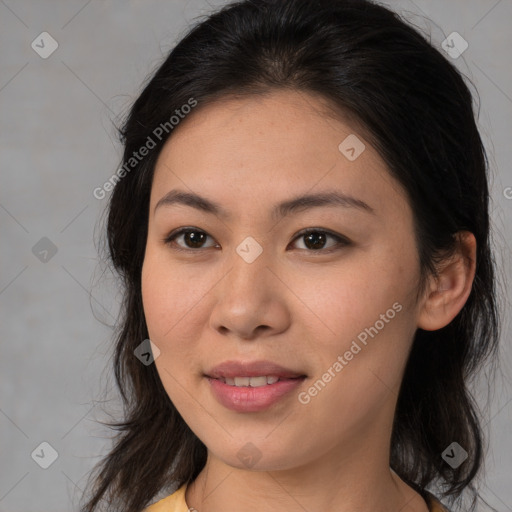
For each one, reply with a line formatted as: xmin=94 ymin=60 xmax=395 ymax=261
xmin=157 ymin=90 xmax=363 ymax=166
xmin=150 ymin=90 xmax=408 ymax=220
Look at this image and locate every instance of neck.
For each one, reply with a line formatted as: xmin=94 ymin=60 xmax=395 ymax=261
xmin=185 ymin=440 xmax=429 ymax=512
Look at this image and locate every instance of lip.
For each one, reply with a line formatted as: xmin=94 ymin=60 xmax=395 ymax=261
xmin=205 ymin=360 xmax=307 ymax=413
xmin=206 ymin=360 xmax=305 ymax=379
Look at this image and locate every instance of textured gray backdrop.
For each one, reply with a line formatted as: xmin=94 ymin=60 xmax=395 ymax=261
xmin=1 ymin=0 xmax=511 ymax=510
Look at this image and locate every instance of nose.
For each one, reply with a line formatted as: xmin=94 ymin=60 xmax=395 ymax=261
xmin=208 ymin=242 xmax=291 ymax=341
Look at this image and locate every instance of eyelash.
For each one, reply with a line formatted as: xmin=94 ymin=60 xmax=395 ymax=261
xmin=163 ymin=227 xmax=351 ymax=254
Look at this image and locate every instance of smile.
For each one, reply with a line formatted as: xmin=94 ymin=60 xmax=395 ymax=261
xmin=217 ymin=375 xmax=280 ymax=386
xmin=206 ymin=375 xmax=306 ymax=412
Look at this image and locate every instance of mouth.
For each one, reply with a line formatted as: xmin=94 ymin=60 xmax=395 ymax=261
xmin=205 ymin=360 xmax=307 ymax=412
xmin=214 ymin=375 xmax=288 ymax=386
xmin=205 ymin=359 xmax=306 ymax=380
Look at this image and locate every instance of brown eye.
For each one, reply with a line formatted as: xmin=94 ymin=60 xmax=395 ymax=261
xmin=164 ymin=227 xmax=350 ymax=253
xmin=290 ymin=229 xmax=350 ymax=252
xmin=303 ymin=231 xmax=327 ymax=250
xmin=182 ymin=230 xmax=207 ymax=248
xmin=164 ymin=228 xmax=217 ymax=250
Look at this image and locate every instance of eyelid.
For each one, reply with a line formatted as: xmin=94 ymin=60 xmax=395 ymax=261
xmin=163 ymin=226 xmax=351 ymax=252
xmin=289 ymin=228 xmax=351 ymax=252
xmin=163 ymin=226 xmax=219 ymax=252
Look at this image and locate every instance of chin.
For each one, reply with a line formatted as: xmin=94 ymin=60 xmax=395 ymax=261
xmin=207 ymin=440 xmax=308 ymax=473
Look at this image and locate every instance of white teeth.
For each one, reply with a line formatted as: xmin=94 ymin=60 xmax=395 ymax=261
xmin=247 ymin=376 xmax=267 ymax=387
xmin=222 ymin=376 xmax=281 ymax=387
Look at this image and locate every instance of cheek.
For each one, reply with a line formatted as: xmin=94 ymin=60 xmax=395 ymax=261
xmin=292 ymin=247 xmax=419 ymax=384
xmin=141 ymin=250 xmax=204 ymax=344
xmin=300 ymin=247 xmax=416 ymax=330
xmin=293 ymin=270 xmax=416 ymax=439
xmin=141 ymin=255 xmax=198 ymax=406
xmin=141 ymin=259 xmax=173 ymax=342
xmin=141 ymin=250 xmax=216 ymax=388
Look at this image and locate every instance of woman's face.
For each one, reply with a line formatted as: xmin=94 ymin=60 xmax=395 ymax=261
xmin=141 ymin=90 xmax=425 ymax=471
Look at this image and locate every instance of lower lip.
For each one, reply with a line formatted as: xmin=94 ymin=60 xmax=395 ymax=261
xmin=206 ymin=377 xmax=305 ymax=412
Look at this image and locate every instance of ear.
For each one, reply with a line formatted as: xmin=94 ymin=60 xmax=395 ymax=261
xmin=417 ymin=231 xmax=477 ymax=331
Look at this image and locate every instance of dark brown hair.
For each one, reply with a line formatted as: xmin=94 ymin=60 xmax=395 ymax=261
xmin=81 ymin=0 xmax=501 ymax=510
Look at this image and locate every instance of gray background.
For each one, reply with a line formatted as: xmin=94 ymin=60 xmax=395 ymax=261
xmin=1 ymin=0 xmax=511 ymax=510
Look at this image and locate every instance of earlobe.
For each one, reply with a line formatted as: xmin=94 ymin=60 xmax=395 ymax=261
xmin=417 ymin=231 xmax=477 ymax=331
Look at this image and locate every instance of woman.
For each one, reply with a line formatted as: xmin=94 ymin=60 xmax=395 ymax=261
xmin=80 ymin=0 xmax=501 ymax=511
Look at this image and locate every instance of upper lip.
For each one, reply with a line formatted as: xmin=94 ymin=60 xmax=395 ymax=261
xmin=205 ymin=360 xmax=306 ymax=379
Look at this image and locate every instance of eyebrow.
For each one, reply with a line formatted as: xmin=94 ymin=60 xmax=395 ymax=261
xmin=154 ymin=189 xmax=375 ymax=220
